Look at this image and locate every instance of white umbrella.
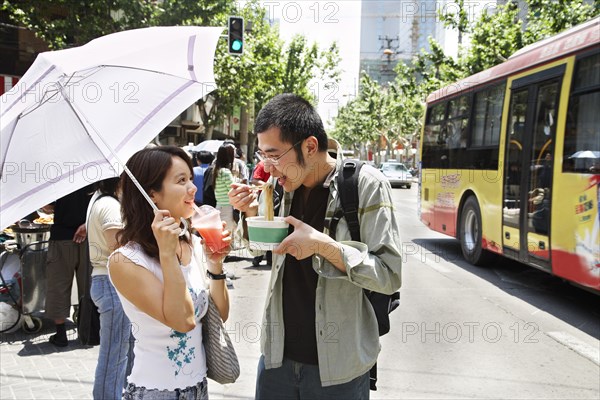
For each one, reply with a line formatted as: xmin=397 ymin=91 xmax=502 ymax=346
xmin=192 ymin=139 xmax=225 ymax=153
xmin=569 ymin=150 xmax=600 ymax=159
xmin=0 ymin=26 xmax=222 ymax=230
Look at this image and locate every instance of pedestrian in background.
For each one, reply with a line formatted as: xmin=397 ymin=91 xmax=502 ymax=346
xmin=229 ymin=94 xmax=402 ymax=399
xmin=213 ymin=144 xmax=237 ymax=238
xmin=44 ymin=185 xmax=93 ymax=347
xmin=224 ymin=140 xmax=249 ymax=184
xmin=108 ymin=146 xmax=231 ymax=399
xmin=192 ymin=151 xmax=215 ymax=206
xmin=86 ymin=177 xmax=133 ymax=399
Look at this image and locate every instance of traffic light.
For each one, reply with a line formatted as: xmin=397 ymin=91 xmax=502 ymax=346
xmin=228 ymin=16 xmax=244 ymax=55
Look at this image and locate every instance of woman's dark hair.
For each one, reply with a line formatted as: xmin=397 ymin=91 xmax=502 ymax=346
xmin=117 ymin=146 xmax=193 ymax=259
xmin=94 ymin=177 xmax=120 ymax=198
xmin=212 ymin=144 xmax=235 ymax=186
xmin=254 ymin=93 xmax=328 ymax=166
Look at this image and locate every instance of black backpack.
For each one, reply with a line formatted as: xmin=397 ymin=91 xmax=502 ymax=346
xmin=328 ymin=159 xmax=401 ymax=391
xmin=202 ymin=165 xmax=217 ymax=207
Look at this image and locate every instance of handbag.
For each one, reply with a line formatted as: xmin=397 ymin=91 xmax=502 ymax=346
xmin=77 ymin=290 xmax=100 ymax=346
xmin=201 ymin=296 xmax=240 ymax=384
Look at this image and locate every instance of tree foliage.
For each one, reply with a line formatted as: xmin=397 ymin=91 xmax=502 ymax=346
xmin=1 ymin=0 xmax=230 ymax=49
xmin=332 ymin=0 xmax=599 ymax=156
xmin=3 ymin=0 xmax=340 ymax=141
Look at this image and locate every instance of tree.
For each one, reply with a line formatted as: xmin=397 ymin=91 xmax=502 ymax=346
xmin=438 ymin=0 xmax=470 ymax=45
xmin=197 ymin=1 xmax=284 ymax=139
xmin=2 ymin=0 xmax=343 ymax=152
xmin=2 ymin=0 xmax=231 ymax=49
xmin=460 ymin=0 xmax=598 ymax=75
xmin=195 ymin=0 xmax=340 ymax=148
xmin=333 ymin=0 xmax=599 ymax=152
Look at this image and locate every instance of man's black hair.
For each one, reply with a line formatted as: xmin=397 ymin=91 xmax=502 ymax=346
xmin=255 ymin=93 xmax=328 ymax=166
xmin=197 ymin=151 xmax=214 ymax=165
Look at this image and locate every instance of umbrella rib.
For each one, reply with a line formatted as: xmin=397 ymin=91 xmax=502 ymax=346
xmin=86 ymin=64 xmax=208 ymax=83
xmin=18 ymin=90 xmax=61 ymax=119
xmin=0 ymin=159 xmax=111 ymax=213
xmin=56 ymin=82 xmax=160 ymax=212
xmin=1 ymin=65 xmax=57 ymax=118
xmin=115 ymin=80 xmax=196 ymax=154
xmin=187 ymin=35 xmax=198 ymax=81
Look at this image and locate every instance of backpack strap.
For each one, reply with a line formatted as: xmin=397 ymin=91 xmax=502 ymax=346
xmin=329 ymin=159 xmax=363 ymax=241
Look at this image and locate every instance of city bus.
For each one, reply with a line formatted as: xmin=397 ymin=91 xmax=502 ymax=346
xmin=418 ymin=17 xmax=599 ymax=292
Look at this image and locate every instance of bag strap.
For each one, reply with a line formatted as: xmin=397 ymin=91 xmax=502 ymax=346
xmin=329 ymin=159 xmax=364 ymax=241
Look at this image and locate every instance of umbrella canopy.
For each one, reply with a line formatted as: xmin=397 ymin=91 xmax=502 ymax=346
xmin=0 ymin=26 xmax=222 ymax=230
xmin=569 ymin=150 xmax=600 ymax=159
xmin=192 ymin=140 xmax=224 ymax=153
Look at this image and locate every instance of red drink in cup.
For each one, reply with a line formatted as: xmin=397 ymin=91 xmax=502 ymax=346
xmin=191 ymin=205 xmax=228 ymax=252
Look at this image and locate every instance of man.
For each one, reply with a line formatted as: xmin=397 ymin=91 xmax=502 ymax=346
xmin=192 ymin=151 xmax=214 ymax=206
xmin=229 ymin=94 xmax=402 ymax=399
xmin=44 ymin=185 xmax=93 ymax=347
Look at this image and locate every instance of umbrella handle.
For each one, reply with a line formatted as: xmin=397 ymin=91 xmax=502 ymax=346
xmin=121 ymin=164 xmax=187 ymax=237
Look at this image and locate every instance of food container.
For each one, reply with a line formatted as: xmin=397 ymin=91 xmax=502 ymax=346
xmin=11 ymin=221 xmax=51 ymax=251
xmin=246 ymin=216 xmax=289 ymax=250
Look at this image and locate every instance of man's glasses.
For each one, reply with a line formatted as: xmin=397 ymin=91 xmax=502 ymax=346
xmin=255 ymin=139 xmax=303 ymax=165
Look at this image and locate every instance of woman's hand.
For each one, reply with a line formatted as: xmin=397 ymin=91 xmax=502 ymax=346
xmin=151 ymin=210 xmax=181 ymax=258
xmin=202 ymin=221 xmax=232 ymax=266
xmin=228 ymin=183 xmax=258 ymax=216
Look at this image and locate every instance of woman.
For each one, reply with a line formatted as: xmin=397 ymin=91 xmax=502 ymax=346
xmin=108 ymin=146 xmax=231 ymax=399
xmin=87 ymin=177 xmax=132 ymax=399
xmin=212 ymin=144 xmax=237 ymax=237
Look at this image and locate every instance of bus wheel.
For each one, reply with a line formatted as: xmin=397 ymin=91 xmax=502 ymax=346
xmin=459 ymin=196 xmax=493 ymax=266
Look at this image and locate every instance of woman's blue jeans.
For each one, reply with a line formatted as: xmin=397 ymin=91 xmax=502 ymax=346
xmin=91 ymin=275 xmax=133 ymax=400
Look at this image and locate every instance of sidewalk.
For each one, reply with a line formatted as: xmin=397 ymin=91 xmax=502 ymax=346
xmin=0 ymin=249 xmax=266 ymax=400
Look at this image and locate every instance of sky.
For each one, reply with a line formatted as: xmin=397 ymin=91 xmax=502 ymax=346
xmin=258 ymin=1 xmax=363 ymax=127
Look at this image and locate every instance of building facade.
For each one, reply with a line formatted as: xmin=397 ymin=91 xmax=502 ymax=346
xmin=359 ymin=0 xmax=451 ymax=85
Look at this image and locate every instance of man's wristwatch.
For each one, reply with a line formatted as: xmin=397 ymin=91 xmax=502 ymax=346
xmin=206 ymin=270 xmax=227 ymax=280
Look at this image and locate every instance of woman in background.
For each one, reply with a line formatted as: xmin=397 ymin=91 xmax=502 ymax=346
xmin=86 ymin=177 xmax=132 ymax=399
xmin=212 ymin=144 xmax=237 ymax=239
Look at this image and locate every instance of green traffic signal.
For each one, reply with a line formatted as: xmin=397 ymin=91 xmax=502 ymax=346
xmin=231 ymin=39 xmax=242 ymax=52
xmin=228 ymin=16 xmax=244 ymax=55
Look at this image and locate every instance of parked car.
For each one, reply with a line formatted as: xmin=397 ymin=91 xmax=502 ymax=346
xmin=379 ymin=161 xmax=413 ymax=188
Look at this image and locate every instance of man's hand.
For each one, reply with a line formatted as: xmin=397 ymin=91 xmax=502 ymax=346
xmin=73 ymin=224 xmax=87 ymax=243
xmin=228 ymin=183 xmax=258 ymax=216
xmin=274 ymin=216 xmax=346 ymax=272
xmin=273 ymin=216 xmax=327 ymax=259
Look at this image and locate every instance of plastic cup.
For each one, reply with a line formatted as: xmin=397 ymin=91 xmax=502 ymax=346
xmin=191 ymin=205 xmax=227 ymax=252
xmin=246 ymin=216 xmax=289 ymax=250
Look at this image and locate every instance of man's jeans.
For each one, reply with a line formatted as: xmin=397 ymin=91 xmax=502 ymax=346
xmin=91 ymin=275 xmax=133 ymax=400
xmin=255 ymin=355 xmax=370 ymax=400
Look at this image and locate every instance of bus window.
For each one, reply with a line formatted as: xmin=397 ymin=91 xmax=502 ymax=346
xmin=448 ymin=96 xmax=469 ymax=119
xmin=564 ymin=52 xmax=600 ymax=174
xmin=472 ymin=83 xmax=505 ymax=147
xmin=528 ymin=81 xmax=560 ymax=236
xmin=429 ymin=102 xmax=446 ymax=123
xmin=504 ymin=89 xmax=528 ymax=217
